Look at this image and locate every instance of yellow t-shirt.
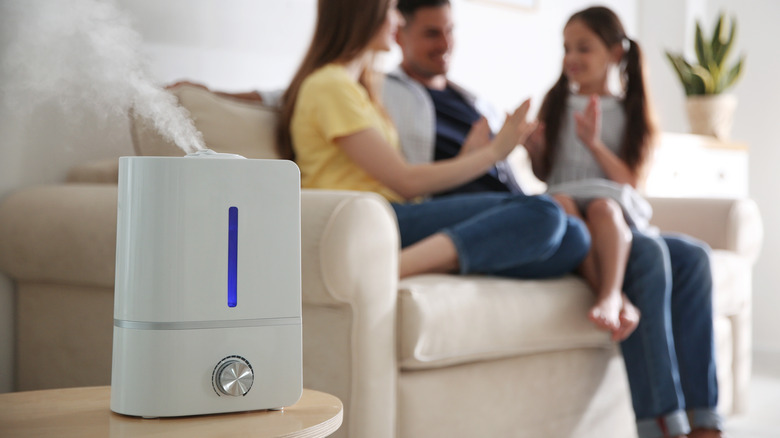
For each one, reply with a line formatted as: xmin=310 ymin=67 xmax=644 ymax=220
xmin=291 ymin=64 xmax=404 ymax=202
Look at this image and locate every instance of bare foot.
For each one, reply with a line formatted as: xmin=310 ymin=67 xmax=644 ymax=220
xmin=588 ymin=291 xmax=622 ymax=332
xmin=688 ymin=429 xmax=724 ymax=438
xmin=611 ymin=295 xmax=640 ymax=342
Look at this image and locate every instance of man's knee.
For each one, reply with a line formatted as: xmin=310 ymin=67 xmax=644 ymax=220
xmin=665 ymin=235 xmax=713 ymax=287
xmin=624 ymin=232 xmax=669 ymax=295
xmin=630 ymin=232 xmax=666 ymax=262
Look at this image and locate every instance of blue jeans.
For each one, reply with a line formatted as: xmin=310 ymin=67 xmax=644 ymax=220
xmin=391 ymin=193 xmax=589 ymax=278
xmin=621 ymin=231 xmax=721 ymax=437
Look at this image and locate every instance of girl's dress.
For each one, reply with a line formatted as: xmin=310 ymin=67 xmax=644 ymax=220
xmin=545 ymin=94 xmax=652 ymax=230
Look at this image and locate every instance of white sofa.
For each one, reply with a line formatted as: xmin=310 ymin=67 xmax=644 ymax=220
xmin=0 ymin=85 xmax=763 ymax=438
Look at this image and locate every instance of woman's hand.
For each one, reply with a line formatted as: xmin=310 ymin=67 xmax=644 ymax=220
xmin=490 ymin=98 xmax=535 ymax=161
xmin=459 ymin=117 xmax=491 ymax=156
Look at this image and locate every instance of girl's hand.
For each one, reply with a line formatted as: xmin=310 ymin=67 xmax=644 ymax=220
xmin=574 ymin=94 xmax=602 ymax=151
xmin=459 ymin=117 xmax=491 ymax=156
xmin=491 ymin=98 xmax=536 ymax=161
xmin=573 ymin=94 xmax=639 ymax=187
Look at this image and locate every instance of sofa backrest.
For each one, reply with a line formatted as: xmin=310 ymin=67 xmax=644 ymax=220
xmin=130 ymin=84 xmax=281 ymax=159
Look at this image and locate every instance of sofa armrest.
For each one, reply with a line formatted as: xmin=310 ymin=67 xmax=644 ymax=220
xmin=299 ymin=189 xmax=400 ymax=438
xmin=647 ymin=197 xmax=763 ymax=263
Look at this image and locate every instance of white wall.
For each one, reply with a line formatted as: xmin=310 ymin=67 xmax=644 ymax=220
xmin=119 ymin=0 xmax=317 ymax=91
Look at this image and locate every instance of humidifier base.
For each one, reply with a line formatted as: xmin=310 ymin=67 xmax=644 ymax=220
xmin=110 ymin=321 xmax=302 ymax=417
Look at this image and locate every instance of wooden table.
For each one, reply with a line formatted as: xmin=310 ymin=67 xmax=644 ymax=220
xmin=0 ymin=386 xmax=342 ymax=438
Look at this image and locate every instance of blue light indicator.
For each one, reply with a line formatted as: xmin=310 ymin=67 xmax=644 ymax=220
xmin=228 ymin=206 xmax=238 ymax=308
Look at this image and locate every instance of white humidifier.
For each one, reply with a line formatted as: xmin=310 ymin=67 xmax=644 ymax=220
xmin=110 ymin=150 xmax=302 ymax=417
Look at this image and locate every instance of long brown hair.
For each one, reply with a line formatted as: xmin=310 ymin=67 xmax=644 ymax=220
xmin=277 ymin=0 xmax=392 ymax=160
xmin=537 ymin=6 xmax=657 ymax=181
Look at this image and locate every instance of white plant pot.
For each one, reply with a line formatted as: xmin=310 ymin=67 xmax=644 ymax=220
xmin=686 ymin=94 xmax=737 ymax=140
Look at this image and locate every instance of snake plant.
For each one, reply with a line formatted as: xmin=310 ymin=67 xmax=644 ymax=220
xmin=665 ymin=13 xmax=745 ymax=96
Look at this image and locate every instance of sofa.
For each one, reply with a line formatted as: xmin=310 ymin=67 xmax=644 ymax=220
xmin=0 ymin=84 xmax=763 ymax=438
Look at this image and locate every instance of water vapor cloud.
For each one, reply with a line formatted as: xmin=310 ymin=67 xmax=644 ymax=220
xmin=0 ymin=0 xmax=204 ymax=153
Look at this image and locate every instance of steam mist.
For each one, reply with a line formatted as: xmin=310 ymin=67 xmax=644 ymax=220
xmin=0 ymin=0 xmax=204 ymax=153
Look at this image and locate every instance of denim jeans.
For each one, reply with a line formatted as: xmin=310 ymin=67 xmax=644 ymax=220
xmin=391 ymin=192 xmax=589 ymax=278
xmin=621 ymin=231 xmax=722 ymax=437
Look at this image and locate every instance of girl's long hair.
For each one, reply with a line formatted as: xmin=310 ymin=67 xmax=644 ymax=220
xmin=277 ymin=0 xmax=391 ymax=160
xmin=537 ymin=6 xmax=657 ymax=181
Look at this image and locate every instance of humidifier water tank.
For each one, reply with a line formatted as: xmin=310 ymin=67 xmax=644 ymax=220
xmin=110 ymin=151 xmax=302 ymax=417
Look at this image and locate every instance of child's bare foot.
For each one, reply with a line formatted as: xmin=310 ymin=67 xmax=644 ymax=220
xmin=588 ymin=291 xmax=622 ymax=332
xmin=611 ymin=295 xmax=640 ymax=341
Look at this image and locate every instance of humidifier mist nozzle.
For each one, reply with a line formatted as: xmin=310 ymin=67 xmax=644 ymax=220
xmin=185 ymin=149 xmax=247 ymax=159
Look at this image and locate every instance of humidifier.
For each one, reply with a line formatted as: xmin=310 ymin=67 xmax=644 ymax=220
xmin=110 ymin=150 xmax=302 ymax=417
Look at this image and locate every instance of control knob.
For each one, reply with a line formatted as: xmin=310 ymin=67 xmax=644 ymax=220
xmin=213 ymin=356 xmax=254 ymax=397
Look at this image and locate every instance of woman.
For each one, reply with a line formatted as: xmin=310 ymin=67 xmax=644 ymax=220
xmin=278 ymin=0 xmax=590 ymax=280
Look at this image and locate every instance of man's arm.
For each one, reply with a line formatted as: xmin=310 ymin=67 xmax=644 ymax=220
xmin=166 ymin=80 xmax=263 ymax=103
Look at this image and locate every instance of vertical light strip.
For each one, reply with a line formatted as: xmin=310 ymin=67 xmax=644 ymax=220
xmin=228 ymin=206 xmax=238 ymax=308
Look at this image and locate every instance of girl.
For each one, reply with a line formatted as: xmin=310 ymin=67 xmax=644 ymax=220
xmin=526 ymin=4 xmax=655 ymax=339
xmin=528 ymin=6 xmax=723 ymax=438
xmin=277 ymin=0 xmax=591 ymax=282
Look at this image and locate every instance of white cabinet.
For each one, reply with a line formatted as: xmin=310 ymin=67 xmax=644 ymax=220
xmin=643 ymin=133 xmax=748 ymax=198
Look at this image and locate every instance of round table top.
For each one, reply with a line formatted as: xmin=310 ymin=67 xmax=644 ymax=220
xmin=0 ymin=386 xmax=343 ymax=438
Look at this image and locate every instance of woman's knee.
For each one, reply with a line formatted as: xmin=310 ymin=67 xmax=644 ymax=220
xmin=562 ymin=216 xmax=591 ymax=265
xmin=520 ymin=195 xmax=567 ymax=228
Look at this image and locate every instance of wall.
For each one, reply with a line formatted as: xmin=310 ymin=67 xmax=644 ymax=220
xmin=119 ymin=0 xmax=317 ymax=91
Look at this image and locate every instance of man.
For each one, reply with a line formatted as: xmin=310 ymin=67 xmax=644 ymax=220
xmin=383 ymin=0 xmax=522 ymax=196
xmin=384 ymin=2 xmax=723 ymax=437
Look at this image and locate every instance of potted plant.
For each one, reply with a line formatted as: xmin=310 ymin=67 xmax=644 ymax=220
xmin=666 ymin=13 xmax=745 ymax=139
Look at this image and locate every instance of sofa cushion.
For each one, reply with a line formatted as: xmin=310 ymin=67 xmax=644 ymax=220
xmin=398 ymin=274 xmax=611 ymax=370
xmin=398 ymin=250 xmax=749 ymax=371
xmin=131 ymin=84 xmax=280 ymax=159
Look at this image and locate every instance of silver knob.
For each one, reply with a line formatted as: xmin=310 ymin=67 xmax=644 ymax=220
xmin=213 ymin=356 xmax=254 ymax=397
